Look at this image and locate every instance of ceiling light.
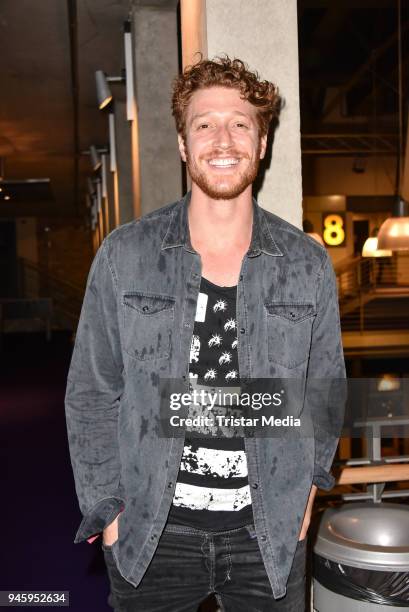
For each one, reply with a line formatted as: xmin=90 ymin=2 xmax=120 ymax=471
xmin=362 ymin=236 xmax=392 ymax=257
xmin=377 ymin=198 xmax=409 ymax=251
xmin=4 ymin=195 xmax=10 ymax=200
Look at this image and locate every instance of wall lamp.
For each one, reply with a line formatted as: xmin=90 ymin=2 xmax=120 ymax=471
xmin=87 ymin=145 xmax=108 ymax=171
xmin=95 ymin=21 xmax=135 ymax=120
xmin=95 ymin=70 xmax=124 ymax=110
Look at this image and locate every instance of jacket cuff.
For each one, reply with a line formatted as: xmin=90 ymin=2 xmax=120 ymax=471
xmin=312 ymin=464 xmax=335 ymax=491
xmin=74 ymin=497 xmax=125 ymax=543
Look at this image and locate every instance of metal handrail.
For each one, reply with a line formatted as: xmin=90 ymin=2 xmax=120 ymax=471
xmin=335 ymin=254 xmax=409 ymax=332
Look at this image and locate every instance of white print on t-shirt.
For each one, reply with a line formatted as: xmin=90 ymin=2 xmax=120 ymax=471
xmin=195 ymin=292 xmax=208 ymax=322
xmin=208 ymin=333 xmax=222 ymax=347
xmin=189 ymin=335 xmax=201 ymax=363
xmin=213 ymin=298 xmax=227 ymax=312
xmin=224 ymin=318 xmax=237 ymax=332
xmin=203 ymin=368 xmax=217 ymax=380
xmin=219 ymin=351 xmax=232 ymax=365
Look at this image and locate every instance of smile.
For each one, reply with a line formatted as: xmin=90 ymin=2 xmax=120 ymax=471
xmin=208 ymin=158 xmax=240 ymax=167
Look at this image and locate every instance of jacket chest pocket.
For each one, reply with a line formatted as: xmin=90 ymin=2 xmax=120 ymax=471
xmin=122 ymin=292 xmax=175 ymax=361
xmin=264 ymin=302 xmax=316 ymax=369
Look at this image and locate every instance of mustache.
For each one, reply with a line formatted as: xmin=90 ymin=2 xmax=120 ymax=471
xmin=202 ymin=151 xmax=248 ymax=160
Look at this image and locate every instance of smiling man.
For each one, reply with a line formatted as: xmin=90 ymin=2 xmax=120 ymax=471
xmin=65 ymin=56 xmax=345 ymax=611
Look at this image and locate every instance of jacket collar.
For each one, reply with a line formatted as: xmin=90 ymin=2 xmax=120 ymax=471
xmin=161 ymin=191 xmax=283 ymax=258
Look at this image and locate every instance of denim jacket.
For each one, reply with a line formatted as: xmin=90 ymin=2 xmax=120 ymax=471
xmin=64 ymin=191 xmax=345 ymax=599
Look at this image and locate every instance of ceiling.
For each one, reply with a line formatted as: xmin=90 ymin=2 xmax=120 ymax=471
xmin=298 ymin=0 xmax=409 ymax=155
xmin=0 ymin=0 xmax=407 ymax=217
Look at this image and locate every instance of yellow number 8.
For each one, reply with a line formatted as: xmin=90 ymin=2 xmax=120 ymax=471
xmin=323 ymin=214 xmax=345 ymax=246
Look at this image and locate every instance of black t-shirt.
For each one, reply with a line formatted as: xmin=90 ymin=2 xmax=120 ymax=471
xmin=167 ymin=276 xmax=253 ymax=530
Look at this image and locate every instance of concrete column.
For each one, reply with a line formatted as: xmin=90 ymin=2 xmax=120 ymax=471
xmin=114 ymin=101 xmax=136 ymax=224
xmin=181 ymin=0 xmax=302 ymax=229
xmin=131 ymin=1 xmax=182 ymax=216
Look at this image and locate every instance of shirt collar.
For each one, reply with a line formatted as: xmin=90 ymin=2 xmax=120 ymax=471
xmin=161 ymin=190 xmax=283 ymax=258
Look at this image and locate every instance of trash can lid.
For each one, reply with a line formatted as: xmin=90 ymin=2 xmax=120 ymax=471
xmin=314 ymin=502 xmax=409 ymax=571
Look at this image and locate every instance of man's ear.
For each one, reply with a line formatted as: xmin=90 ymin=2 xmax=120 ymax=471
xmin=178 ymin=133 xmax=187 ymax=162
xmin=259 ymin=133 xmax=267 ymax=160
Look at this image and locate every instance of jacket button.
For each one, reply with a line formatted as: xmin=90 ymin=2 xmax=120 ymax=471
xmin=251 ymin=483 xmax=259 ymax=489
xmin=192 ymin=273 xmax=199 ymax=279
xmin=168 ymin=481 xmax=173 ymax=488
xmin=151 ymin=534 xmax=157 ymax=540
xmin=260 ymin=535 xmax=267 ymax=542
xmin=240 ymin=328 xmax=245 ymax=334
xmin=142 ymin=305 xmax=149 ymax=312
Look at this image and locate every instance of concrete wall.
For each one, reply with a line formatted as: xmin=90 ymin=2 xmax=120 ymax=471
xmin=132 ymin=4 xmax=182 ymax=215
xmin=205 ymin=0 xmax=302 ymax=229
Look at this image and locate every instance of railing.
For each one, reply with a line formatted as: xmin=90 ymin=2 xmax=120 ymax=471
xmin=335 ymin=253 xmax=409 ymax=332
xmin=16 ymin=257 xmax=84 ymax=328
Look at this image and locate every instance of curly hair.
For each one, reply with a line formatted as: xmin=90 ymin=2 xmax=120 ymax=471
xmin=171 ymin=54 xmax=281 ymax=140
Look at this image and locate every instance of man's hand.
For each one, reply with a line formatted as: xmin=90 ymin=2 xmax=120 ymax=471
xmin=103 ymin=514 xmax=120 ymax=546
xmin=298 ymin=484 xmax=318 ymax=541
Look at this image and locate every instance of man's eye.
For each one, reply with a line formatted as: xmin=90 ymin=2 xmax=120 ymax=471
xmin=236 ymin=123 xmax=248 ymax=128
xmin=198 ymin=123 xmax=209 ymax=130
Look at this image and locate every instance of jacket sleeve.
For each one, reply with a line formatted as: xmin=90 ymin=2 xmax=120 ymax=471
xmin=64 ymin=238 xmax=125 ymax=543
xmin=307 ymin=251 xmax=346 ymax=491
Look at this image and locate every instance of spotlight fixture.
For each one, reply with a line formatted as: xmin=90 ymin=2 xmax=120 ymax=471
xmin=95 ymin=21 xmax=135 ymax=120
xmin=95 ymin=70 xmax=124 ymax=110
xmin=90 ymin=145 xmax=102 ymax=171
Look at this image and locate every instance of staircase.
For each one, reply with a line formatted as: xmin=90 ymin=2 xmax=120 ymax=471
xmin=335 ymin=254 xmax=409 ymax=332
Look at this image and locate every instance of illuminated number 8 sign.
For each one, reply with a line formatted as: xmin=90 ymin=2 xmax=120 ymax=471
xmin=322 ymin=213 xmax=345 ymax=247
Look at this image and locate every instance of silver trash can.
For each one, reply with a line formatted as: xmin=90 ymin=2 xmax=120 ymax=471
xmin=313 ymin=502 xmax=409 ymax=611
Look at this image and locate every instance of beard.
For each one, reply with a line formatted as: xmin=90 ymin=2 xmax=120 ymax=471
xmin=185 ymin=141 xmax=262 ymax=200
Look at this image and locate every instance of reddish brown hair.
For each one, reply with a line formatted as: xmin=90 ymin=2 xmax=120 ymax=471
xmin=171 ymin=54 xmax=281 ymax=139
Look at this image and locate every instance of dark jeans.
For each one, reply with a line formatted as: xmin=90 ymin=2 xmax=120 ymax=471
xmin=103 ymin=522 xmax=307 ymax=612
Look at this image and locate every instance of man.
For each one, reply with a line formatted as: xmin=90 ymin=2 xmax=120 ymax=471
xmin=65 ymin=56 xmax=345 ymax=611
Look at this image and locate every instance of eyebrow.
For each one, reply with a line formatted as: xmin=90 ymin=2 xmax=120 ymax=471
xmin=190 ymin=110 xmax=252 ymax=124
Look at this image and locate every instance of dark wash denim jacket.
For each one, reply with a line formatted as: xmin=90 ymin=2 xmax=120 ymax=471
xmin=64 ymin=191 xmax=345 ymax=599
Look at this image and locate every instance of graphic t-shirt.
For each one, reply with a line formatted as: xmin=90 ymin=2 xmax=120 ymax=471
xmin=167 ymin=276 xmax=253 ymax=530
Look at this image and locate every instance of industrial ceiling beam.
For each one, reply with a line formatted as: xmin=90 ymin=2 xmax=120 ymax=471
xmin=322 ymin=18 xmax=409 ymax=119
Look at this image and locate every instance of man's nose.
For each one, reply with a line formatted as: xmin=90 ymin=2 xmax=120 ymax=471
xmin=213 ymin=124 xmax=234 ymax=149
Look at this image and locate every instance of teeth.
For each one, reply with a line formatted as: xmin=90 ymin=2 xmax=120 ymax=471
xmin=208 ymin=158 xmax=239 ymax=166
